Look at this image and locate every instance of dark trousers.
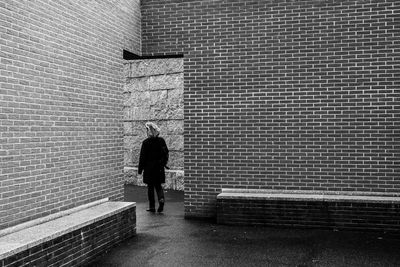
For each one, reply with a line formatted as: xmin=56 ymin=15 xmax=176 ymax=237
xmin=147 ymin=183 xmax=164 ymax=209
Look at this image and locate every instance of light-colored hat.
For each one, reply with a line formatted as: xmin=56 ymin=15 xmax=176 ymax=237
xmin=145 ymin=122 xmax=160 ymax=137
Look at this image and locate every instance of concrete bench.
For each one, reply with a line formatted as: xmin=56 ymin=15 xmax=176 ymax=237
xmin=217 ymin=189 xmax=400 ymax=232
xmin=0 ymin=198 xmax=136 ymax=267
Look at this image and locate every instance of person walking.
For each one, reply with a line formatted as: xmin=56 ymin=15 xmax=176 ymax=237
xmin=138 ymin=122 xmax=169 ymax=213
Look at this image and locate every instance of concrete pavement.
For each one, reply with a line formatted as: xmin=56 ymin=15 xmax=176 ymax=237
xmin=85 ymin=186 xmax=400 ymax=267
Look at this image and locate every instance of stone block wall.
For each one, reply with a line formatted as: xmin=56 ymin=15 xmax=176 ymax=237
xmin=141 ymin=0 xmax=400 ymax=219
xmin=123 ymin=58 xmax=184 ymax=190
xmin=0 ymin=0 xmax=141 ymax=229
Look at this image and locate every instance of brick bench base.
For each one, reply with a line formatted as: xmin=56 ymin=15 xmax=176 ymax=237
xmin=217 ymin=189 xmax=400 ymax=232
xmin=0 ymin=200 xmax=136 ymax=267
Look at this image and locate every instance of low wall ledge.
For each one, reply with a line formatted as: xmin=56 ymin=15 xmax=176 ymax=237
xmin=218 ymin=189 xmax=400 ymax=204
xmin=0 ymin=201 xmax=136 ymax=260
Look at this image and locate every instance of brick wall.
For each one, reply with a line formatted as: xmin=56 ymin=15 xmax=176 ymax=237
xmin=123 ymin=58 xmax=184 ymax=190
xmin=141 ymin=0 xmax=400 ymax=218
xmin=0 ymin=0 xmax=141 ymax=229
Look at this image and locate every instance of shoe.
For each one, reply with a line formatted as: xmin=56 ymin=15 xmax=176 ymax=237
xmin=146 ymin=208 xmax=156 ymax=212
xmin=157 ymin=199 xmax=164 ymax=213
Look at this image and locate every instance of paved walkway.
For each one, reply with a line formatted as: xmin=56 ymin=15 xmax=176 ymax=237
xmin=86 ymin=186 xmax=400 ymax=267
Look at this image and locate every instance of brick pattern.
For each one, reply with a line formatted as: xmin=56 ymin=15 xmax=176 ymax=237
xmin=141 ymin=0 xmax=400 ymax=219
xmin=0 ymin=0 xmax=141 ymax=229
xmin=217 ymin=198 xmax=400 ymax=232
xmin=0 ymin=206 xmax=136 ymax=267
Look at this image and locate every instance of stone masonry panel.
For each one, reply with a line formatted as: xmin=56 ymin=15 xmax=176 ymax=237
xmin=124 ymin=58 xmax=183 ymax=78
xmin=123 ymin=58 xmax=184 ymax=189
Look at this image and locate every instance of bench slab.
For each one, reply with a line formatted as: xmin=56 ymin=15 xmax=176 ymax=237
xmin=218 ymin=189 xmax=400 ymax=204
xmin=217 ymin=189 xmax=400 ymax=232
xmin=0 ymin=201 xmax=136 ymax=266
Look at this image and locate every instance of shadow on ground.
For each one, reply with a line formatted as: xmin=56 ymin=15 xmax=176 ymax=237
xmin=86 ymin=185 xmax=400 ymax=267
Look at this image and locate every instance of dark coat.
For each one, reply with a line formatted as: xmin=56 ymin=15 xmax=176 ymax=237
xmin=138 ymin=136 xmax=169 ymax=184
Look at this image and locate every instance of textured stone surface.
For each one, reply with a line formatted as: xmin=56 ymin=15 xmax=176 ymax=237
xmin=124 ymin=120 xmax=183 ymax=136
xmin=124 ymin=100 xmax=183 ymax=121
xmin=164 ymin=135 xmax=184 ymax=152
xmin=124 ymin=167 xmax=184 ymax=191
xmin=123 ymin=58 xmax=184 ymax=188
xmin=124 ymin=58 xmax=183 ymax=78
xmin=217 ymin=190 xmax=400 ymax=203
xmin=148 ymin=73 xmax=183 ymax=91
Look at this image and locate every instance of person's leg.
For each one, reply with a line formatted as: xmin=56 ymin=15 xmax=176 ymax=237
xmin=147 ymin=184 xmax=156 ymax=212
xmin=155 ymin=183 xmax=165 ymax=212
